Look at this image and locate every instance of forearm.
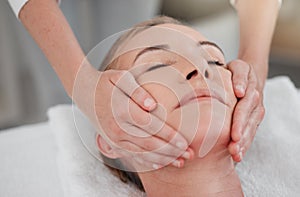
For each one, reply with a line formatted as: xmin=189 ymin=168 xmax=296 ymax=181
xmin=235 ymin=0 xmax=279 ymax=90
xmin=19 ymin=0 xmax=85 ymax=96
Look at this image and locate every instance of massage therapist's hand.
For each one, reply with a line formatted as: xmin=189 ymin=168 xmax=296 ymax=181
xmin=74 ymin=65 xmax=192 ymax=169
xmin=227 ymin=60 xmax=265 ymax=162
xmin=17 ymin=0 xmax=191 ymax=170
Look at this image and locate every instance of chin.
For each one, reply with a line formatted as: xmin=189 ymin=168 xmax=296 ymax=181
xmin=183 ymin=101 xmax=233 ymax=155
xmin=167 ymin=99 xmax=233 ymax=155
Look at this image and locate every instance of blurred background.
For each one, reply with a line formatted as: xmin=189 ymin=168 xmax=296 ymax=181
xmin=0 ymin=0 xmax=299 ymax=129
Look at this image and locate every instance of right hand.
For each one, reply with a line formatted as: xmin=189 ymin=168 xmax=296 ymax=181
xmin=73 ymin=65 xmax=193 ymax=170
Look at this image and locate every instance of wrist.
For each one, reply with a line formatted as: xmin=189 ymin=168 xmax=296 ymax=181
xmin=72 ymin=63 xmax=102 ymax=123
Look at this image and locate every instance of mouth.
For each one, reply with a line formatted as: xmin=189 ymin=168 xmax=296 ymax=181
xmin=174 ymin=88 xmax=227 ymax=109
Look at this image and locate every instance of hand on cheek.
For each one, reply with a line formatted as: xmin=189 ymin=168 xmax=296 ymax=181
xmin=227 ymin=60 xmax=265 ymax=162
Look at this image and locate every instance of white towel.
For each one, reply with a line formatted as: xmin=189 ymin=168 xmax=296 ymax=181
xmin=48 ymin=105 xmax=145 ymax=197
xmin=236 ymin=76 xmax=300 ymax=196
xmin=48 ymin=76 xmax=300 ymax=197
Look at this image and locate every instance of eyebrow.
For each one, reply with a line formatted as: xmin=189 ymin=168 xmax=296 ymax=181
xmin=133 ymin=44 xmax=169 ymax=63
xmin=198 ymin=41 xmax=224 ymax=55
xmin=133 ymin=40 xmax=224 ymax=63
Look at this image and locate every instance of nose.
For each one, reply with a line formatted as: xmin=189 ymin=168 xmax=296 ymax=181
xmin=185 ymin=67 xmax=210 ymax=80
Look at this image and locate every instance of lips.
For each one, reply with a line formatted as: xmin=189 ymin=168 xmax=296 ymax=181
xmin=175 ymin=88 xmax=227 ymax=109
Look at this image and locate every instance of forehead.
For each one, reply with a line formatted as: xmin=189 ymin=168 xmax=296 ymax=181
xmin=118 ymin=24 xmax=207 ymax=54
xmin=157 ymin=23 xmax=207 ymax=42
xmin=114 ymin=23 xmax=210 ymax=67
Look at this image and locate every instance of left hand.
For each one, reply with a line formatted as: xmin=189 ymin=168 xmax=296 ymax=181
xmin=227 ymin=60 xmax=265 ymax=162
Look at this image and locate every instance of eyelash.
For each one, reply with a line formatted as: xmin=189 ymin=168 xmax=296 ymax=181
xmin=147 ymin=63 xmax=170 ymax=72
xmin=207 ymin=60 xmax=224 ymax=66
xmin=148 ymin=59 xmax=224 ymax=72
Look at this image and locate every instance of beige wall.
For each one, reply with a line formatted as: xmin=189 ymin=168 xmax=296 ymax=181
xmin=271 ymin=0 xmax=300 ymax=64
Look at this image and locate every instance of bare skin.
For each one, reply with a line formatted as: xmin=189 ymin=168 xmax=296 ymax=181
xmin=18 ymin=0 xmax=279 ymax=164
xmin=228 ymin=0 xmax=279 ymax=161
xmin=19 ymin=0 xmax=192 ymax=168
xmin=97 ymin=23 xmax=243 ymax=196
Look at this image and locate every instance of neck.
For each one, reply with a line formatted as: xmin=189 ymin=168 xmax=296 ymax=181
xmin=139 ymin=147 xmax=243 ymax=197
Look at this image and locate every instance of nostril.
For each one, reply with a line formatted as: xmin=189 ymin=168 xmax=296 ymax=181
xmin=204 ymin=70 xmax=209 ymax=78
xmin=186 ymin=70 xmax=198 ymax=80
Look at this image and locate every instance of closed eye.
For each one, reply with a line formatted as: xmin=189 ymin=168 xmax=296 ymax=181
xmin=207 ymin=60 xmax=224 ymax=66
xmin=146 ymin=64 xmax=169 ymax=72
xmin=145 ymin=61 xmax=176 ymax=72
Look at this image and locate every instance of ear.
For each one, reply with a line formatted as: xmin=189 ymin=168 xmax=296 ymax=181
xmin=96 ymin=134 xmax=120 ymax=159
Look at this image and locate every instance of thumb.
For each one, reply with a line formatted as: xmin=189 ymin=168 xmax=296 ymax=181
xmin=227 ymin=60 xmax=250 ymax=98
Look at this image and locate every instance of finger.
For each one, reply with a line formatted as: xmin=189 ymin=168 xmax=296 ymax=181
xmin=237 ymin=106 xmax=264 ymax=150
xmin=110 ymin=70 xmax=157 ymax=111
xmin=118 ymin=142 xmax=185 ymax=170
xmin=126 ymin=98 xmax=189 ymax=150
xmin=109 ymin=92 xmax=190 ymax=155
xmin=228 ymin=141 xmax=240 ymax=156
xmin=227 ymin=60 xmax=250 ymax=98
xmin=231 ymin=107 xmax=263 ymax=161
xmin=231 ymin=89 xmax=260 ymax=141
xmin=121 ymin=141 xmax=192 ymax=167
xmin=232 ymin=153 xmax=242 ymax=162
xmin=136 ymin=152 xmax=185 ymax=169
xmin=122 ymin=133 xmax=191 ymax=159
xmin=110 ymin=143 xmax=166 ymax=171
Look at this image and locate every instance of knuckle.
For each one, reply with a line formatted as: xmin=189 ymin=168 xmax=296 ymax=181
xmin=135 ymin=113 xmax=150 ymax=127
xmin=132 ymin=112 xmax=142 ymax=123
xmin=146 ymin=119 xmax=160 ymax=133
xmin=156 ymin=126 xmax=174 ymax=141
xmin=259 ymin=106 xmax=265 ymax=120
xmin=164 ymin=129 xmax=175 ymax=141
xmin=235 ymin=74 xmax=246 ymax=81
xmin=143 ymin=139 xmax=154 ymax=151
xmin=132 ymin=87 xmax=145 ymax=100
xmin=252 ymin=90 xmax=260 ymax=103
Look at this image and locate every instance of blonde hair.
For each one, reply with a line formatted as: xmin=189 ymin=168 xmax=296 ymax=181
xmin=102 ymin=16 xmax=181 ymax=71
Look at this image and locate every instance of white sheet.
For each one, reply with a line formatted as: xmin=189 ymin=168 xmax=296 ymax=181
xmin=0 ymin=76 xmax=299 ymax=197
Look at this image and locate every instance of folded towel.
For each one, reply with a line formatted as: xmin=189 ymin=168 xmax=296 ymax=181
xmin=48 ymin=76 xmax=300 ymax=197
xmin=236 ymin=76 xmax=300 ymax=196
xmin=48 ymin=105 xmax=145 ymax=197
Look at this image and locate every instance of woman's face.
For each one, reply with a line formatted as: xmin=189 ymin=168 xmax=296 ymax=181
xmin=116 ymin=24 xmax=237 ymax=156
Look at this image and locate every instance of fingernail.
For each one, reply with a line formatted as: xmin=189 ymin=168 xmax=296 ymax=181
xmin=144 ymin=98 xmax=155 ymax=108
xmin=239 ymin=151 xmax=243 ymax=160
xmin=172 ymin=160 xmax=181 ymax=168
xmin=182 ymin=151 xmax=190 ymax=160
xmin=236 ymin=85 xmax=245 ymax=94
xmin=240 ymin=147 xmax=245 ymax=153
xmin=152 ymin=164 xmax=160 ymax=170
xmin=176 ymin=141 xmax=187 ymax=149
